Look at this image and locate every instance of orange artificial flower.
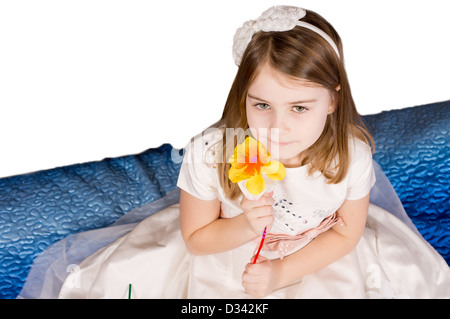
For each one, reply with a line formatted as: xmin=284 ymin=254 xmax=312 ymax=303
xmin=228 ymin=137 xmax=286 ymax=195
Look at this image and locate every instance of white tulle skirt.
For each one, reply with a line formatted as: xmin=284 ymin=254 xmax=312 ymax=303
xmin=53 ymin=203 xmax=448 ymax=299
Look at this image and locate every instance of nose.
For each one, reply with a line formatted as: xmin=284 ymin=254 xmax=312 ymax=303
xmin=270 ymin=110 xmax=290 ymax=135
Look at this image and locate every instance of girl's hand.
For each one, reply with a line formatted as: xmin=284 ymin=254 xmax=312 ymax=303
xmin=242 ymin=255 xmax=279 ymax=298
xmin=240 ymin=192 xmax=274 ymax=236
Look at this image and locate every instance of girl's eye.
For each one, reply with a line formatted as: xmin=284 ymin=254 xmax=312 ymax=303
xmin=255 ymin=103 xmax=270 ymax=110
xmin=292 ymin=106 xmax=308 ymax=113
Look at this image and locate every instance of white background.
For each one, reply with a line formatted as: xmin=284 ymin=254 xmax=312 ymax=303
xmin=1 ymin=0 xmax=449 ymax=178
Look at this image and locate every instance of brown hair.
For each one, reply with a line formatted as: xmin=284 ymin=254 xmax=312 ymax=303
xmin=213 ymin=10 xmax=374 ymax=200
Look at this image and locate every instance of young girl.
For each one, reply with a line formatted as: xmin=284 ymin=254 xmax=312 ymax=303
xmin=57 ymin=6 xmax=449 ymax=298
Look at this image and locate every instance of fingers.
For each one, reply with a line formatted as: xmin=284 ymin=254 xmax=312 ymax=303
xmin=251 ymin=254 xmax=268 ymax=264
xmin=243 ymin=262 xmax=265 ymax=283
xmin=242 ymin=281 xmax=266 ymax=298
xmin=241 ymin=192 xmax=274 ymax=235
xmin=244 ymin=255 xmax=269 ymax=275
xmin=240 ymin=191 xmax=274 ymax=209
xmin=242 ymin=256 xmax=273 ymax=298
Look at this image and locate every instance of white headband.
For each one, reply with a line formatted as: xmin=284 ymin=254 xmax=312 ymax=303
xmin=232 ymin=6 xmax=340 ymax=66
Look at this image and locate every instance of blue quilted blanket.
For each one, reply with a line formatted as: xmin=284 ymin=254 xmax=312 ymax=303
xmin=363 ymin=100 xmax=449 ymax=261
xmin=0 ymin=100 xmax=449 ymax=298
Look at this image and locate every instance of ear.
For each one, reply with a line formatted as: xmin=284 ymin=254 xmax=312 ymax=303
xmin=327 ymin=84 xmax=341 ymax=114
xmin=328 ymin=90 xmax=338 ymax=114
xmin=328 ymin=106 xmax=335 ymax=114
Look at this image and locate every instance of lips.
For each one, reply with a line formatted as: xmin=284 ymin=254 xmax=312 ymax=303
xmin=268 ymin=139 xmax=291 ymax=147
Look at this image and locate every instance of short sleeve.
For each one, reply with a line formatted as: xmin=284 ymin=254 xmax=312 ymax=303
xmin=177 ymin=131 xmax=221 ymax=201
xmin=346 ymin=140 xmax=376 ymax=200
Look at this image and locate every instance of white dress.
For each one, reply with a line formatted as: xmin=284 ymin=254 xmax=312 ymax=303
xmin=54 ymin=131 xmax=449 ymax=298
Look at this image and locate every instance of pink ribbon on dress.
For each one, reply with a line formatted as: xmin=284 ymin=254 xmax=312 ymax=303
xmin=263 ymin=213 xmax=344 ymax=258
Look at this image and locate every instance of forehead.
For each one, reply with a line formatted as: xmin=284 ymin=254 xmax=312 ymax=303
xmin=248 ymin=63 xmax=330 ymax=102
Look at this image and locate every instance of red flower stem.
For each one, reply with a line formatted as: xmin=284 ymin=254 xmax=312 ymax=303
xmin=253 ymin=227 xmax=267 ymax=264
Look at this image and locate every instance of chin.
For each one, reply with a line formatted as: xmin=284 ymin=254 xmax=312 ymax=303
xmin=273 ymin=151 xmax=302 ymax=165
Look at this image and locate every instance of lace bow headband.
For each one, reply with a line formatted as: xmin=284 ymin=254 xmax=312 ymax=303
xmin=232 ymin=6 xmax=340 ymax=66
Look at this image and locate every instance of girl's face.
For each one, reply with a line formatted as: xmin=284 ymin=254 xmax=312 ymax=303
xmin=246 ymin=63 xmax=334 ymax=167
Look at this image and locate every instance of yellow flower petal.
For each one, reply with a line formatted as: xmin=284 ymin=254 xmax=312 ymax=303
xmin=228 ymin=136 xmax=285 ymax=195
xmin=237 ymin=141 xmax=249 ymax=163
xmin=262 ymin=160 xmax=286 ymax=181
xmin=246 ymin=174 xmax=265 ymax=195
xmin=228 ymin=165 xmax=248 ymax=183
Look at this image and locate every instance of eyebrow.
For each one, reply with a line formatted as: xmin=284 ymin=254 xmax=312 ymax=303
xmin=247 ymin=93 xmax=317 ymax=105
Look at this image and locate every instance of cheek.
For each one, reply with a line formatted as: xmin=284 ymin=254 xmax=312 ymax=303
xmin=246 ymin=105 xmax=263 ymax=130
xmin=245 ymin=110 xmax=253 ymax=128
xmin=313 ymin=112 xmax=328 ymax=133
xmin=295 ymin=113 xmax=328 ymax=145
xmin=313 ymin=117 xmax=328 ymax=142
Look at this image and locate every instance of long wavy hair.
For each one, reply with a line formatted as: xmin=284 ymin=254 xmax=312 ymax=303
xmin=213 ymin=10 xmax=374 ymax=200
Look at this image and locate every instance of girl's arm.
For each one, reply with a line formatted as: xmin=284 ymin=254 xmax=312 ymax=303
xmin=179 ymin=190 xmax=274 ymax=255
xmin=242 ymin=193 xmax=370 ymax=297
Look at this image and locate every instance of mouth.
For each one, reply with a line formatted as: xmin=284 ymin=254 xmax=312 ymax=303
xmin=268 ymin=139 xmax=291 ymax=147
